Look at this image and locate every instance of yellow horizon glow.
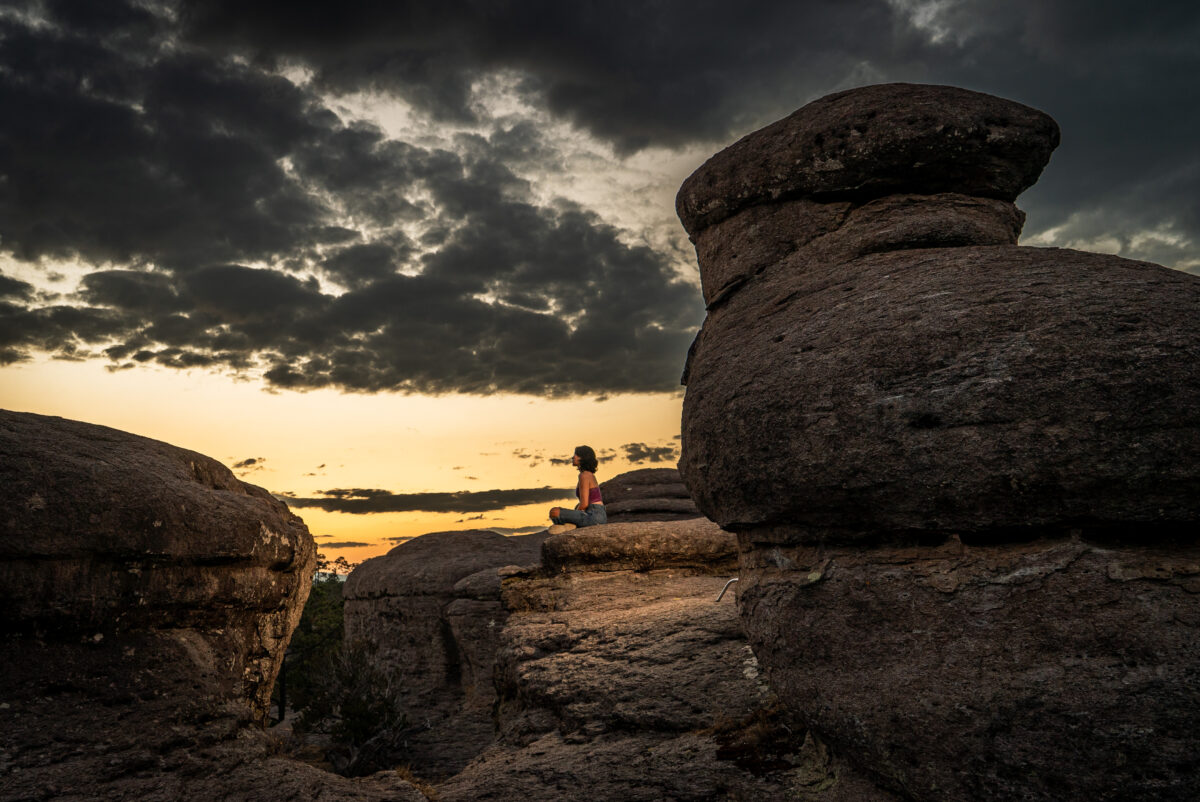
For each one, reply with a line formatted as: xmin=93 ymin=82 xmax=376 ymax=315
xmin=1 ymin=356 xmax=684 ymax=567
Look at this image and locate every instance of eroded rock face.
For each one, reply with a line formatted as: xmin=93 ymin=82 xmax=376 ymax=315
xmin=738 ymin=537 xmax=1200 ymax=802
xmin=677 ymin=84 xmax=1200 ymax=801
xmin=436 ymin=519 xmax=899 ymax=802
xmin=343 ymin=528 xmax=548 ymax=778
xmin=0 ymin=410 xmax=313 ymax=721
xmin=0 ymin=410 xmax=422 ymax=801
xmin=598 ymin=467 xmax=702 ymax=521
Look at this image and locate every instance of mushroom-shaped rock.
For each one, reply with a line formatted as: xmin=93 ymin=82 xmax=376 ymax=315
xmin=676 ymin=84 xmax=1200 ymax=802
xmin=598 ymin=467 xmax=702 ymax=521
xmin=678 ymin=83 xmax=1200 ymax=544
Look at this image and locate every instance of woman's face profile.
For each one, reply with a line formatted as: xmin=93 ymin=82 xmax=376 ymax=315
xmin=571 ymin=453 xmax=581 ymax=467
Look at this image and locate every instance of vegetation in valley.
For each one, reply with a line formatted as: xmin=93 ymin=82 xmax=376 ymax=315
xmin=274 ymin=554 xmax=410 ymax=776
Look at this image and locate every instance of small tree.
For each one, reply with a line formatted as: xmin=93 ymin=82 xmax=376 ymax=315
xmin=277 ymin=573 xmax=346 ymax=718
xmin=273 ymin=561 xmax=408 ymax=775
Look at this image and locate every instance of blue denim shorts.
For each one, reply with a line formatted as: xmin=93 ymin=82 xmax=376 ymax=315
xmin=552 ymin=504 xmax=607 ymax=528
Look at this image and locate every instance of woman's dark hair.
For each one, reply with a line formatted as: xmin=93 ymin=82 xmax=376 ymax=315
xmin=574 ymin=445 xmax=598 ymax=473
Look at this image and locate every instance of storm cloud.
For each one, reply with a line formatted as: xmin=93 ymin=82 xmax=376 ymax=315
xmin=2 ymin=1 xmax=1197 ymax=396
xmin=177 ymin=0 xmax=1200 ymax=269
xmin=622 ymin=442 xmax=679 ymax=465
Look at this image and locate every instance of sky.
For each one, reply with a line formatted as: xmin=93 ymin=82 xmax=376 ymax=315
xmin=2 ymin=0 xmax=1198 ymax=567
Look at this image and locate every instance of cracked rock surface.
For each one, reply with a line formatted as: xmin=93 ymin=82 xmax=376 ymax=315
xmin=437 ymin=536 xmax=899 ymax=802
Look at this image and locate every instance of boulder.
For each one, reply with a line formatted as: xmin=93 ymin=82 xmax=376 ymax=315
xmin=678 ymin=83 xmax=1200 ymax=543
xmin=342 ymin=529 xmax=548 ymax=779
xmin=676 ymin=82 xmax=1059 ymax=237
xmin=0 ymin=409 xmax=423 ymax=801
xmin=598 ymin=467 xmax=702 ymax=521
xmin=677 ymin=84 xmax=1200 ymax=801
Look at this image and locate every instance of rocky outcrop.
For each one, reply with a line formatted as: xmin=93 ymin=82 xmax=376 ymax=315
xmin=540 ymin=517 xmax=734 ymax=572
xmin=436 ymin=518 xmax=898 ymax=801
xmin=0 ymin=410 xmax=423 ymax=802
xmin=599 ymin=467 xmax=702 ymax=521
xmin=342 ymin=529 xmax=548 ymax=779
xmin=677 ymin=84 xmax=1200 ymax=801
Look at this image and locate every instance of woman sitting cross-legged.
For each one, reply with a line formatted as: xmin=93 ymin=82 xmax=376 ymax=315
xmin=549 ymin=445 xmax=607 ymax=528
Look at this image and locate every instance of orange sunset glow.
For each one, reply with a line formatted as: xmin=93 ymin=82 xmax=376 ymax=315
xmin=0 ymin=355 xmax=685 ymax=566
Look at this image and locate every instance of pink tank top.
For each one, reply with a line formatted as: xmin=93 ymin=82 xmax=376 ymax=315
xmin=588 ymin=486 xmax=603 ymax=505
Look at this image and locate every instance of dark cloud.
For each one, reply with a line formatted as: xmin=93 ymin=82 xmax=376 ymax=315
xmin=0 ymin=274 xmax=34 ymax=301
xmin=0 ymin=2 xmax=701 ymax=393
xmin=2 ymin=0 xmax=1197 ymax=397
xmin=178 ymin=1 xmax=910 ymax=155
xmin=277 ymin=486 xmax=568 ymax=514
xmin=622 ymin=442 xmax=679 ymax=465
xmin=177 ymin=0 xmax=1200 ymax=268
xmin=321 ymin=541 xmax=370 ymax=548
xmin=231 ymin=456 xmax=265 ymax=471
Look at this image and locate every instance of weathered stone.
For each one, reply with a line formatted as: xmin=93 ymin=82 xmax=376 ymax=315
xmin=0 ymin=635 xmax=425 ymax=802
xmin=541 ymin=518 xmax=735 ymax=573
xmin=437 ymin=565 xmax=898 ymax=801
xmin=737 ymin=537 xmax=1200 ymax=801
xmin=694 ymin=194 xmax=1024 ymax=308
xmin=682 ymin=245 xmax=1200 ymax=541
xmin=677 ymin=84 xmax=1200 ymax=801
xmin=693 ymin=198 xmax=852 ymax=307
xmin=599 ymin=468 xmax=685 ymax=502
xmin=604 ymin=496 xmax=702 ymax=518
xmin=598 ymin=467 xmax=702 ymax=521
xmin=0 ymin=410 xmax=422 ymax=801
xmin=677 ymin=82 xmax=1059 ymax=237
xmin=342 ymin=528 xmax=548 ymax=778
xmin=0 ymin=409 xmax=313 ymax=721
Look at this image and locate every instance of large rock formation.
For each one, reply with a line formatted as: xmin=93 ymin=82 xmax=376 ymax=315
xmin=677 ymin=84 xmax=1200 ymax=801
xmin=342 ymin=529 xmax=549 ymax=778
xmin=437 ymin=519 xmax=898 ymax=801
xmin=599 ymin=467 xmax=702 ymax=521
xmin=344 ymin=517 xmax=900 ymax=799
xmin=0 ymin=410 xmax=423 ymax=801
